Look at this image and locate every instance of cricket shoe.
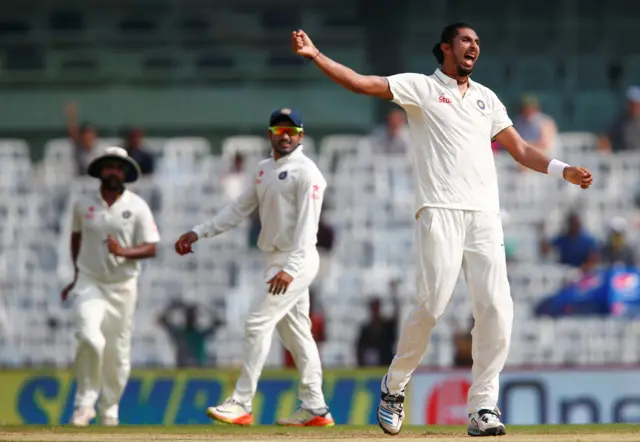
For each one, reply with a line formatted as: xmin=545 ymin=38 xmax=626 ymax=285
xmin=206 ymin=398 xmax=253 ymax=425
xmin=276 ymin=407 xmax=335 ymax=427
xmin=100 ymin=416 xmax=119 ymax=426
xmin=468 ymin=409 xmax=506 ymax=437
xmin=70 ymin=407 xmax=96 ymax=426
xmin=377 ymin=375 xmax=405 ymax=435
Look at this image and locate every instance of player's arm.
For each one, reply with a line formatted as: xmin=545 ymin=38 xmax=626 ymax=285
xmin=283 ymin=172 xmax=325 ymax=277
xmin=65 ymin=102 xmax=80 ymax=142
xmin=291 ymin=30 xmax=392 ymax=100
xmin=269 ymin=171 xmax=325 ymax=295
xmin=176 ymin=181 xmax=259 ymax=255
xmin=108 ymin=202 xmax=159 ymax=260
xmin=495 ymin=127 xmax=592 ymax=188
xmin=193 ymin=183 xmax=259 ymax=239
xmin=61 ymin=204 xmax=83 ymax=301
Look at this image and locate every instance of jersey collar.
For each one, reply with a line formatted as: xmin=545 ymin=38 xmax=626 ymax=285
xmin=97 ymin=188 xmax=130 ymax=207
xmin=434 ymin=68 xmax=474 ymax=91
xmin=273 ymin=144 xmax=304 ymax=164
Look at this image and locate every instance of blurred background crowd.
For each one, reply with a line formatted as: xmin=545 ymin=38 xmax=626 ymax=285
xmin=2 ymin=0 xmax=640 ymax=372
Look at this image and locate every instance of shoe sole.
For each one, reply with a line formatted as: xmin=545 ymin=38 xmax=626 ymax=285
xmin=206 ymin=408 xmax=253 ymax=426
xmin=467 ymin=425 xmax=506 ymax=437
xmin=276 ymin=421 xmax=335 ymax=427
xmin=377 ymin=414 xmax=402 ymax=436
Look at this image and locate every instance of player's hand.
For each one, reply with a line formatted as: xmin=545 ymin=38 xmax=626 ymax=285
xmin=106 ymin=235 xmax=125 ymax=257
xmin=61 ymin=280 xmax=76 ymax=302
xmin=175 ymin=231 xmax=198 ymax=256
xmin=65 ymin=102 xmax=77 ymax=118
xmin=267 ymin=271 xmax=294 ymax=295
xmin=563 ymin=166 xmax=593 ymax=189
xmin=291 ymin=30 xmax=319 ymax=59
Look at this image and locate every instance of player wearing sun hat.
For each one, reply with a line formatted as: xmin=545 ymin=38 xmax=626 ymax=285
xmin=62 ymin=146 xmax=159 ymax=426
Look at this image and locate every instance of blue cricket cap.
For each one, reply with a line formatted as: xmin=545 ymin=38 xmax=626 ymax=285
xmin=269 ymin=108 xmax=303 ymax=128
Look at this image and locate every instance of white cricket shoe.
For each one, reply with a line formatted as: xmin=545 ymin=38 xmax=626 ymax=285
xmin=377 ymin=375 xmax=405 ymax=435
xmin=206 ymin=398 xmax=253 ymax=425
xmin=100 ymin=416 xmax=119 ymax=426
xmin=70 ymin=407 xmax=96 ymax=426
xmin=276 ymin=407 xmax=335 ymax=427
xmin=468 ymin=409 xmax=506 ymax=437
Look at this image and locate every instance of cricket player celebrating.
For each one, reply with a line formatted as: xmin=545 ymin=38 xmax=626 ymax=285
xmin=292 ymin=23 xmax=593 ymax=437
xmin=175 ymin=109 xmax=334 ymax=427
xmin=61 ymin=146 xmax=160 ymax=426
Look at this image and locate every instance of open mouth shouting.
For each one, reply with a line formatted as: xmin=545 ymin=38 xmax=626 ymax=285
xmin=462 ymin=52 xmax=477 ymax=69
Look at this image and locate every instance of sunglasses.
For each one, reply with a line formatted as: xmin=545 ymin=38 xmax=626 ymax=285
xmin=269 ymin=126 xmax=303 ymax=136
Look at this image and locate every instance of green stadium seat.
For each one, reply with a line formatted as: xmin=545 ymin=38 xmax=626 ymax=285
xmin=49 ymin=10 xmax=83 ymax=32
xmin=571 ymin=92 xmax=619 ymax=132
xmin=513 ymin=55 xmax=562 ymax=91
xmin=567 ymin=55 xmax=615 ymax=92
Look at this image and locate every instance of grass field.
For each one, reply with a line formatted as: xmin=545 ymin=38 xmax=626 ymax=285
xmin=0 ymin=425 xmax=639 ymax=442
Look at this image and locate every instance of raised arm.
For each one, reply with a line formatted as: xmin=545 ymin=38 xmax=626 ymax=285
xmin=291 ymin=30 xmax=392 ymax=100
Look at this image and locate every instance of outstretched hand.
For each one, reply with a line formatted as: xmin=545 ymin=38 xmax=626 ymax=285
xmin=175 ymin=231 xmax=198 ymax=256
xmin=291 ymin=30 xmax=318 ymax=59
xmin=563 ymin=167 xmax=593 ymax=189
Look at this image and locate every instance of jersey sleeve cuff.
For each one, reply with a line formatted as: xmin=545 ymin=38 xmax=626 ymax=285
xmin=491 ymin=124 xmax=513 ymax=141
xmin=192 ymin=225 xmax=208 ymax=239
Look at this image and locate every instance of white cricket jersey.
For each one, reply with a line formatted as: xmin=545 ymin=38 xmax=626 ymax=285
xmin=72 ymin=189 xmax=160 ymax=283
xmin=192 ymin=146 xmax=326 ymax=276
xmin=387 ymin=69 xmax=513 ymax=215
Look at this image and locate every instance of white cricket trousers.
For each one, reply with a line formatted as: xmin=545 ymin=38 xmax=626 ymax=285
xmin=385 ymin=208 xmax=513 ymax=412
xmin=71 ymin=273 xmax=137 ymax=419
xmin=231 ymin=249 xmax=327 ymax=411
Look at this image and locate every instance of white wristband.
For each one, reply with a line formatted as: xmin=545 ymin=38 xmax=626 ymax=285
xmin=547 ymin=159 xmax=569 ymax=178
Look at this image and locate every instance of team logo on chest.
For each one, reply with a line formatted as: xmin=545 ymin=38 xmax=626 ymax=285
xmin=84 ymin=206 xmax=95 ymax=219
xmin=477 ymin=99 xmax=486 ymax=110
xmin=438 ymin=93 xmax=452 ymax=104
xmin=122 ymin=210 xmax=132 ymax=219
xmin=278 ymin=171 xmax=288 ymax=180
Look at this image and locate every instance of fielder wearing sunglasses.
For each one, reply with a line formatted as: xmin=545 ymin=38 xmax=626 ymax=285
xmin=176 ymin=107 xmax=334 ymax=426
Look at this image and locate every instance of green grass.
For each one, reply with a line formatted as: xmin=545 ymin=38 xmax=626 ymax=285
xmin=0 ymin=424 xmax=639 ymax=434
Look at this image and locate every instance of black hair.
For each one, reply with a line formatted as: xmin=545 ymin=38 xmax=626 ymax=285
xmin=432 ymin=22 xmax=475 ymax=64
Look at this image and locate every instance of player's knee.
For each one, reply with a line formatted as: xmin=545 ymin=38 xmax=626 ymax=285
xmin=413 ymin=304 xmax=441 ymax=328
xmin=244 ymin=315 xmax=271 ymax=340
xmin=77 ymin=329 xmax=106 ymax=354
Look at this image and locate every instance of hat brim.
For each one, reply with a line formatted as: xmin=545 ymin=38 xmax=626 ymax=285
xmin=87 ymin=155 xmax=141 ymax=183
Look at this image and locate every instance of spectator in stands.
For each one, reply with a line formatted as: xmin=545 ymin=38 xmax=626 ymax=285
xmin=65 ymin=102 xmax=97 ymax=176
xmin=370 ymin=109 xmax=411 ymax=155
xmin=513 ymin=95 xmax=559 ymax=158
xmin=540 ymin=212 xmax=599 ymax=269
xmin=601 ymin=217 xmax=636 ymax=268
xmin=158 ymin=300 xmax=225 ymax=367
xmin=284 ymin=289 xmax=325 ymax=368
xmin=356 ymin=280 xmax=401 ymax=367
xmin=600 ymin=86 xmax=640 ymax=153
xmin=121 ymin=127 xmax=154 ymax=176
xmin=452 ymin=317 xmax=473 ymax=368
xmin=222 ymin=152 xmax=247 ymax=201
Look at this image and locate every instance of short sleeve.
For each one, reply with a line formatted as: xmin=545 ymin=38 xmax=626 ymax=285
xmin=135 ymin=202 xmax=160 ymax=244
xmin=387 ymin=73 xmax=424 ymax=108
xmin=71 ymin=201 xmax=82 ymax=233
xmin=489 ymin=91 xmax=513 ymax=139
